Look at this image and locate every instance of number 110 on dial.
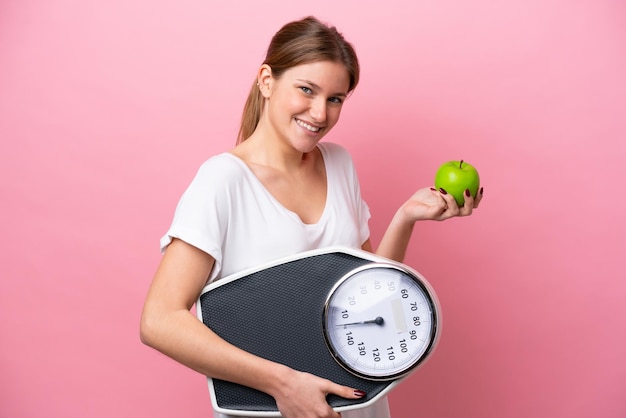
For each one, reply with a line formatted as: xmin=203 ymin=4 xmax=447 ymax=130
xmin=322 ymin=263 xmax=440 ymax=381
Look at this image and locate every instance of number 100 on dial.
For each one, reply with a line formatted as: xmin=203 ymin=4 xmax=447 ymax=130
xmin=322 ymin=263 xmax=440 ymax=381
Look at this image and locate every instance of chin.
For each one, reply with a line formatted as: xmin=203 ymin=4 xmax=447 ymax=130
xmin=289 ymin=135 xmax=323 ymax=153
xmin=297 ymin=140 xmax=323 ymax=154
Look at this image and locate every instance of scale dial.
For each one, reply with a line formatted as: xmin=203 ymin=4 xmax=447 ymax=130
xmin=322 ymin=262 xmax=439 ymax=381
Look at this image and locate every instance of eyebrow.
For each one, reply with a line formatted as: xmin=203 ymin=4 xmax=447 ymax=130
xmin=296 ymin=79 xmax=348 ymax=98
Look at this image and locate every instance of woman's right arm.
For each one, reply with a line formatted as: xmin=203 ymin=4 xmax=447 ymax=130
xmin=140 ymin=238 xmax=363 ymax=418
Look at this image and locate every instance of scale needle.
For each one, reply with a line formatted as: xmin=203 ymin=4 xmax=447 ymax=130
xmin=338 ymin=316 xmax=384 ymax=326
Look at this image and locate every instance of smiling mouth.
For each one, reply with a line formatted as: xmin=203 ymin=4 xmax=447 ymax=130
xmin=296 ymin=118 xmax=322 ymax=133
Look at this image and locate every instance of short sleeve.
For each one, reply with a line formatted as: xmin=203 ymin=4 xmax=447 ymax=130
xmin=160 ymin=155 xmax=240 ymax=276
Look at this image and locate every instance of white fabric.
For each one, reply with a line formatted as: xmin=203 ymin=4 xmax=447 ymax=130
xmin=161 ymin=141 xmax=390 ymax=418
xmin=161 ymin=142 xmax=371 ymax=283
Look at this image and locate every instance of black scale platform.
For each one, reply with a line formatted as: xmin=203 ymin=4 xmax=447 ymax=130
xmin=198 ymin=249 xmax=405 ymax=415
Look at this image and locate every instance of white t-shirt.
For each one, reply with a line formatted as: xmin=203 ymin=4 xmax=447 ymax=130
xmin=161 ymin=141 xmax=391 ymax=418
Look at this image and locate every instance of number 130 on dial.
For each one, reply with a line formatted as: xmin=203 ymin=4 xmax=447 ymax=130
xmin=322 ymin=263 xmax=441 ymax=381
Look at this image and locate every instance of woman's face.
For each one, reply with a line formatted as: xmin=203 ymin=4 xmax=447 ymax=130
xmin=262 ymin=60 xmax=351 ymax=153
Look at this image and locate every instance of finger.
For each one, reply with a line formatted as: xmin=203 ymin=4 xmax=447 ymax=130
xmin=426 ymin=188 xmax=448 ymax=219
xmin=326 ymin=381 xmax=367 ymax=400
xmin=473 ymin=187 xmax=484 ymax=208
xmin=429 ymin=187 xmax=446 ymax=204
xmin=321 ymin=383 xmax=365 ymax=418
xmin=438 ymin=188 xmax=459 ymax=216
xmin=460 ymin=189 xmax=474 ymax=216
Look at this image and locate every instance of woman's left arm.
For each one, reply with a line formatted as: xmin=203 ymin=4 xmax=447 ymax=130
xmin=364 ymin=187 xmax=483 ymax=263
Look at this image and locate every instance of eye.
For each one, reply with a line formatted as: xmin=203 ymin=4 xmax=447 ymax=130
xmin=300 ymin=86 xmax=313 ymax=94
xmin=328 ymin=96 xmax=344 ymax=104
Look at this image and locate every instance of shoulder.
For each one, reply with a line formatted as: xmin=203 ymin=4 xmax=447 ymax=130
xmin=197 ymin=153 xmax=244 ymax=174
xmin=318 ymin=141 xmax=355 ymax=165
xmin=181 ymin=153 xmax=253 ymax=202
xmin=193 ymin=153 xmax=249 ymax=184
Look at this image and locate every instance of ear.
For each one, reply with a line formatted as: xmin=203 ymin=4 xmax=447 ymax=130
xmin=257 ymin=64 xmax=273 ymax=98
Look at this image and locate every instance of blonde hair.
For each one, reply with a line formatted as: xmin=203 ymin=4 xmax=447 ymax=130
xmin=236 ymin=16 xmax=360 ymax=144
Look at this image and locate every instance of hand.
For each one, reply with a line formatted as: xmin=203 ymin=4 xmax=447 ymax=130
xmin=401 ymin=186 xmax=483 ymax=222
xmin=273 ymin=370 xmax=365 ymax=418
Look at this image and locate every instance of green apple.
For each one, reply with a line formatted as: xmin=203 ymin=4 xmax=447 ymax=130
xmin=434 ymin=160 xmax=480 ymax=206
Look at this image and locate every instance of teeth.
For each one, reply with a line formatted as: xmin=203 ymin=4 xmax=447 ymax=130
xmin=296 ymin=119 xmax=320 ymax=132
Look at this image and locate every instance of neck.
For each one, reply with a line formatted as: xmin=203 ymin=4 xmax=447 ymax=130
xmin=233 ymin=134 xmax=318 ymax=174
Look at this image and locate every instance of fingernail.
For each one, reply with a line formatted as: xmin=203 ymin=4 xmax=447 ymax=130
xmin=465 ymin=189 xmax=471 ymax=197
xmin=439 ymin=188 xmax=447 ymax=195
xmin=480 ymin=187 xmax=484 ymax=195
xmin=354 ymin=389 xmax=366 ymax=397
xmin=430 ymin=187 xmax=437 ymax=192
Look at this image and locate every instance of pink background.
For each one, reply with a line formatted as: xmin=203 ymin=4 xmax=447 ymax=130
xmin=1 ymin=0 xmax=625 ymax=417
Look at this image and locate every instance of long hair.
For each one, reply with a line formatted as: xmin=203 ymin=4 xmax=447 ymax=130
xmin=236 ymin=16 xmax=360 ymax=144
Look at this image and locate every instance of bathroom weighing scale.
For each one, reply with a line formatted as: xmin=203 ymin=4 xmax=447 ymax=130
xmin=196 ymin=246 xmax=441 ymax=416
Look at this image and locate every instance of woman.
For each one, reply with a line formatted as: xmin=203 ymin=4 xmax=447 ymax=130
xmin=140 ymin=16 xmax=482 ymax=418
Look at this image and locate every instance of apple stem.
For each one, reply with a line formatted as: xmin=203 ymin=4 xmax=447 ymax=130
xmin=460 ymin=160 xmax=464 ymax=169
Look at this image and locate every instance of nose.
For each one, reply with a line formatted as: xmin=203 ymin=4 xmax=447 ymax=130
xmin=309 ymin=97 xmax=327 ymax=123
